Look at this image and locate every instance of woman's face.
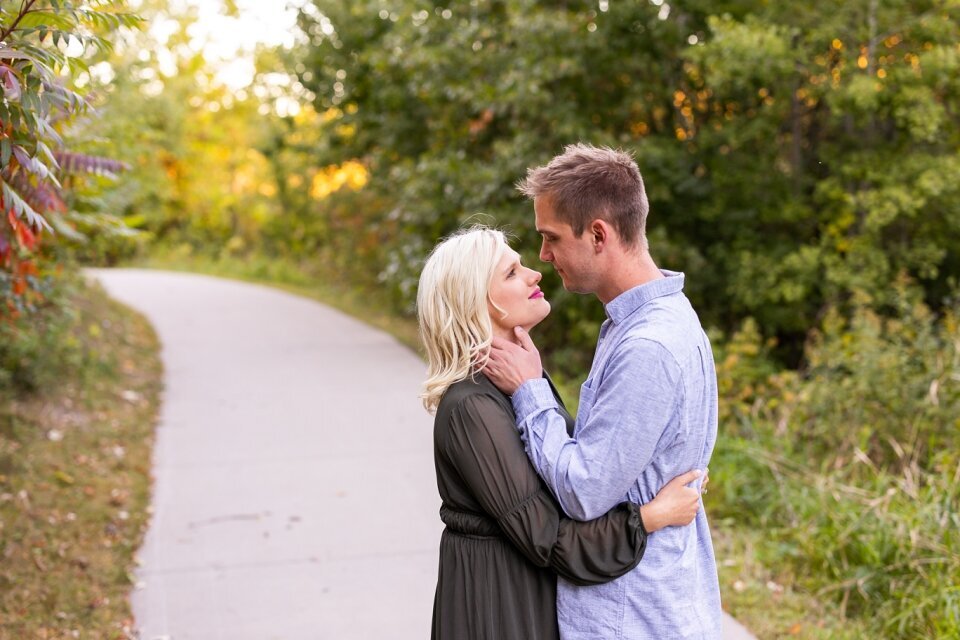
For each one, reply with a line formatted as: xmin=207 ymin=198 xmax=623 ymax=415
xmin=487 ymin=248 xmax=550 ymax=338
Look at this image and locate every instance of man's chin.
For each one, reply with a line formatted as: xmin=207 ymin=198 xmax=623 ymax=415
xmin=557 ymin=271 xmax=588 ymax=294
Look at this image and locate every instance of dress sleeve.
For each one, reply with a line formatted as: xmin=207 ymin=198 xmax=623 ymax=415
xmin=442 ymin=393 xmax=647 ymax=586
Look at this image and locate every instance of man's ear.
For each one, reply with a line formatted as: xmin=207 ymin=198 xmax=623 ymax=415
xmin=590 ymin=220 xmax=610 ymax=253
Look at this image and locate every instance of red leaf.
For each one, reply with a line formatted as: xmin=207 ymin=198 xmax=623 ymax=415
xmin=15 ymin=222 xmax=35 ymax=250
xmin=16 ymin=259 xmax=36 ymax=276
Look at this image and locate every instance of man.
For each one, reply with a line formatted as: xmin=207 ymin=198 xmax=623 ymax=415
xmin=484 ymin=143 xmax=722 ymax=639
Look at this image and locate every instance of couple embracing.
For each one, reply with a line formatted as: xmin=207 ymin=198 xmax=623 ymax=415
xmin=417 ymin=144 xmax=722 ymax=640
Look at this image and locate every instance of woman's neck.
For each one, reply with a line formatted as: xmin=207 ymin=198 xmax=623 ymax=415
xmin=491 ymin=325 xmax=522 ymax=345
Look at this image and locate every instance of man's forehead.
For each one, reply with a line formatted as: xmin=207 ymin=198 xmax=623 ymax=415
xmin=534 ymin=202 xmax=568 ymax=235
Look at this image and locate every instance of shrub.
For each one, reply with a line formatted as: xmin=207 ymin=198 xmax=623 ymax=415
xmin=0 ymin=271 xmax=82 ymax=393
xmin=712 ymin=279 xmax=960 ymax=638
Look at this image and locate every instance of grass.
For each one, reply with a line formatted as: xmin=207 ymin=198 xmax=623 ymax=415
xmin=712 ymin=525 xmax=869 ymax=639
xmin=0 ymin=279 xmax=161 ymax=639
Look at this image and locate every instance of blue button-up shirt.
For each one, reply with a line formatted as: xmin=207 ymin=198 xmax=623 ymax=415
xmin=512 ymin=271 xmax=722 ymax=639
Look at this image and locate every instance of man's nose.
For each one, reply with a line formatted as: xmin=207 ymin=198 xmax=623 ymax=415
xmin=539 ymin=242 xmax=551 ymax=263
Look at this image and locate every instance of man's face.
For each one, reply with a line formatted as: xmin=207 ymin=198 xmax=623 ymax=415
xmin=534 ymin=196 xmax=598 ymax=294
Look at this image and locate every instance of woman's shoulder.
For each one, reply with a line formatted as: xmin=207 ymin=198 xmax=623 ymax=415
xmin=435 ymin=375 xmax=513 ymax=434
xmin=437 ymin=374 xmax=508 ymax=413
xmin=433 ymin=376 xmax=520 ymax=460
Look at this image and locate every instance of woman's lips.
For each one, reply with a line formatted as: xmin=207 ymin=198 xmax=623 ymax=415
xmin=529 ymin=288 xmax=544 ymax=299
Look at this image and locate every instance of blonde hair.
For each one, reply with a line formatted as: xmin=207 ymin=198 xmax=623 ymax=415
xmin=417 ymin=226 xmax=509 ymax=413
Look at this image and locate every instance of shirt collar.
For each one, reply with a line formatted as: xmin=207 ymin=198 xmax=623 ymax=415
xmin=604 ymin=270 xmax=685 ymax=325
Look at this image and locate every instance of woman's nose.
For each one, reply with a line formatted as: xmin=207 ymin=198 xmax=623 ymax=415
xmin=530 ymin=269 xmax=542 ymax=284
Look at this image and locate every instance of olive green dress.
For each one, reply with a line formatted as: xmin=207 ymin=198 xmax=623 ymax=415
xmin=431 ymin=373 xmax=647 ymax=640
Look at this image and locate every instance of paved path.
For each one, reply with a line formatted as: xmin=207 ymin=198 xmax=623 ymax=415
xmin=89 ymin=268 xmax=755 ymax=640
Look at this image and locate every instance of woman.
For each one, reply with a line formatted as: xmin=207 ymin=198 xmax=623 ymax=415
xmin=417 ymin=227 xmax=705 ymax=640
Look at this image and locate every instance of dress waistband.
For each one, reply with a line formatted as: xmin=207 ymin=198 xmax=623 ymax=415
xmin=439 ymin=504 xmax=501 ymax=538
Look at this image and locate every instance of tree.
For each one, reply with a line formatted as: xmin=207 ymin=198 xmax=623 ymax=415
xmin=682 ymin=0 xmax=960 ymax=343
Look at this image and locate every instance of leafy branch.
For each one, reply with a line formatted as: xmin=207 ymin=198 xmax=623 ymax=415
xmin=0 ymin=0 xmax=141 ymax=310
xmin=0 ymin=0 xmax=41 ymax=43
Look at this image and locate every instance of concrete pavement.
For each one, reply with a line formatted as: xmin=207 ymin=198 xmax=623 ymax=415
xmin=89 ymin=268 xmax=755 ymax=640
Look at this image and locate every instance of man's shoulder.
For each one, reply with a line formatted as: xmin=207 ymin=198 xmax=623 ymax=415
xmin=629 ymin=296 xmax=703 ymax=344
xmin=612 ymin=304 xmax=707 ymax=374
xmin=617 ymin=320 xmax=684 ymax=362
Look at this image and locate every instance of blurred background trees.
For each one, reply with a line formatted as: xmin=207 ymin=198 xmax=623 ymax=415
xmin=2 ymin=0 xmax=958 ymax=636
xmin=292 ymin=0 xmax=960 ymax=370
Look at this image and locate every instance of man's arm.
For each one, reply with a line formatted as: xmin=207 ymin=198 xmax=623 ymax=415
xmin=489 ymin=333 xmax=683 ymax=521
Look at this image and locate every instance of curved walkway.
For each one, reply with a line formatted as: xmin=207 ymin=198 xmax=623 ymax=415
xmin=88 ymin=268 xmax=755 ymax=640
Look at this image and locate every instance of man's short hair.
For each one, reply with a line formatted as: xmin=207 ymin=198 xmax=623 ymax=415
xmin=518 ymin=143 xmax=649 ymax=249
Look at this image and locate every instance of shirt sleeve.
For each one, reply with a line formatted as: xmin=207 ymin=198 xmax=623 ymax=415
xmin=442 ymin=392 xmax=647 ymax=586
xmin=512 ymin=338 xmax=683 ymax=521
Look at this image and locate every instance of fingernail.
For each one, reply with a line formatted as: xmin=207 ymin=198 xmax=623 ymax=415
xmin=694 ymin=469 xmax=703 ymax=477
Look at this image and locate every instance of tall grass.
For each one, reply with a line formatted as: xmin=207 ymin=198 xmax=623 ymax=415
xmin=711 ymin=280 xmax=960 ymax=638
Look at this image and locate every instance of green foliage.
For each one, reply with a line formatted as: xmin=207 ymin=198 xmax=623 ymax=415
xmin=711 ymin=281 xmax=960 ymax=637
xmin=292 ymin=0 xmax=960 ymax=369
xmin=794 ymin=284 xmax=958 ymax=472
xmin=684 ymin=1 xmax=960 ymax=341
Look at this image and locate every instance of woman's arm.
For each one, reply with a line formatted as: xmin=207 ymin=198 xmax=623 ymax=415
xmin=639 ymin=469 xmax=704 ymax=532
xmin=443 ymin=393 xmax=702 ymax=586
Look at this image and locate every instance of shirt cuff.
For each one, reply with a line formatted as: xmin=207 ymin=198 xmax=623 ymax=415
xmin=511 ymin=377 xmax=557 ymax=422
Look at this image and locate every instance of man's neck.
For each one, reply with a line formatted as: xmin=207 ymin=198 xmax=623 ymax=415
xmin=596 ymin=250 xmax=662 ymax=305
